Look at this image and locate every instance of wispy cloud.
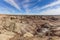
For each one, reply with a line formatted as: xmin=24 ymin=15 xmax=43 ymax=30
xmin=0 ymin=5 xmax=19 ymax=14
xmin=28 ymin=0 xmax=60 ymax=15
xmin=40 ymin=7 xmax=60 ymax=15
xmin=22 ymin=0 xmax=41 ymax=13
xmin=39 ymin=0 xmax=60 ymax=15
xmin=22 ymin=0 xmax=30 ymax=13
xmin=1 ymin=0 xmax=60 ymax=15
xmin=40 ymin=0 xmax=60 ymax=10
xmin=4 ymin=0 xmax=31 ymax=13
xmin=4 ymin=0 xmax=21 ymax=11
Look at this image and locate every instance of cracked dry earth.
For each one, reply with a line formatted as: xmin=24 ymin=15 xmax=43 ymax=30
xmin=0 ymin=15 xmax=60 ymax=40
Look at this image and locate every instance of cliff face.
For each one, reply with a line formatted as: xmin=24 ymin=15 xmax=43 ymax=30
xmin=0 ymin=15 xmax=60 ymax=40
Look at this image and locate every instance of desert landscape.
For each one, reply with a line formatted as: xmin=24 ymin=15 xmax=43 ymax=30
xmin=0 ymin=15 xmax=60 ymax=40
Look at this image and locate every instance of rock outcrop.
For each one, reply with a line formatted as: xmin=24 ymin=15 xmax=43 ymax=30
xmin=0 ymin=15 xmax=60 ymax=40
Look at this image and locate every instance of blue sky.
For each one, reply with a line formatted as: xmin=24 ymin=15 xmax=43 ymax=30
xmin=0 ymin=0 xmax=60 ymax=15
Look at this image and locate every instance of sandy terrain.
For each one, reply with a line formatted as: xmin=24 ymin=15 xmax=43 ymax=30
xmin=0 ymin=15 xmax=60 ymax=40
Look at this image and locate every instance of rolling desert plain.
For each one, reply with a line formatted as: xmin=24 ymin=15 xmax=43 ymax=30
xmin=0 ymin=15 xmax=60 ymax=40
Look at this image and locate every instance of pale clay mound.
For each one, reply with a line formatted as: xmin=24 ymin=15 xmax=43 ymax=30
xmin=0 ymin=15 xmax=60 ymax=40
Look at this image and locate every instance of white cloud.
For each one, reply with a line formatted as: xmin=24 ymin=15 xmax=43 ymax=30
xmin=33 ymin=0 xmax=60 ymax=11
xmin=4 ymin=0 xmax=21 ymax=11
xmin=39 ymin=0 xmax=60 ymax=15
xmin=40 ymin=7 xmax=60 ymax=15
xmin=30 ymin=0 xmax=60 ymax=15
xmin=3 ymin=0 xmax=60 ymax=15
xmin=41 ymin=0 xmax=60 ymax=9
xmin=22 ymin=0 xmax=30 ymax=13
xmin=5 ymin=0 xmax=31 ymax=13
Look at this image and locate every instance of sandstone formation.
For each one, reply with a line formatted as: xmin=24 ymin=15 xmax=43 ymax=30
xmin=0 ymin=15 xmax=60 ymax=40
